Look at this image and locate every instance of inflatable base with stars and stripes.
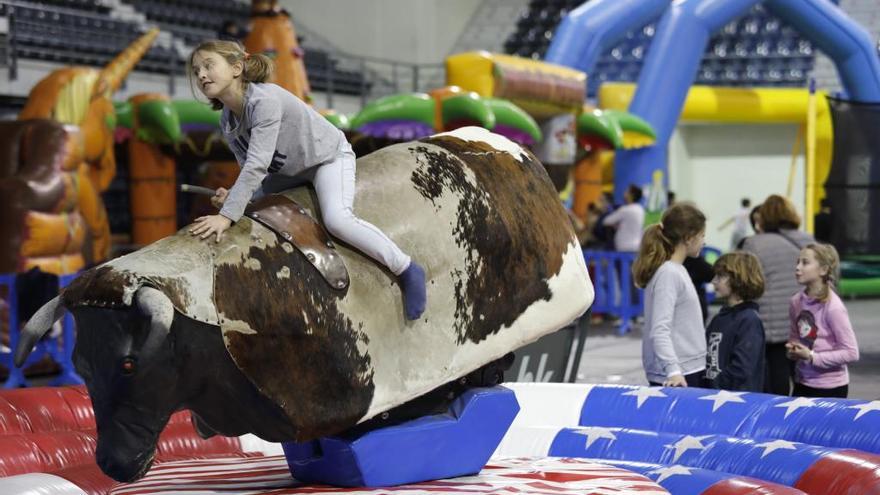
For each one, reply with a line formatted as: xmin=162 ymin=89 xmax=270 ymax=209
xmin=497 ymin=383 xmax=880 ymax=494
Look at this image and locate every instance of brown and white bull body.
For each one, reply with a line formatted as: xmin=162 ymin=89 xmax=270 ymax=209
xmin=16 ymin=127 xmax=593 ymax=481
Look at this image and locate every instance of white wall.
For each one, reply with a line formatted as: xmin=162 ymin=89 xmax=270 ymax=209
xmin=668 ymin=123 xmax=806 ymax=251
xmin=280 ymin=0 xmax=483 ymax=64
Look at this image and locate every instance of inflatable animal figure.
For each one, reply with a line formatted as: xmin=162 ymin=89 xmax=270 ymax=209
xmin=14 ymin=29 xmax=159 ymax=266
xmin=0 ymin=120 xmax=88 ymax=274
xmin=16 ymin=128 xmax=594 ymax=482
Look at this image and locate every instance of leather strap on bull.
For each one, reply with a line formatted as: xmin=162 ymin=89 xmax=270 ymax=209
xmin=244 ymin=195 xmax=349 ymax=290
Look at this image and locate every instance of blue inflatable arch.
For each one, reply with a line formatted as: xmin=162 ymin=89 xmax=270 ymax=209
xmin=546 ymin=0 xmax=880 ymax=199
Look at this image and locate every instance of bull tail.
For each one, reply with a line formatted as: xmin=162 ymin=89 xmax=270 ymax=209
xmin=14 ymin=296 xmax=66 ymax=367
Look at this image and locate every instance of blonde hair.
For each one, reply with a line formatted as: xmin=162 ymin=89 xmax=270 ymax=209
xmin=802 ymin=243 xmax=840 ymax=301
xmin=759 ymin=194 xmax=801 ymax=232
xmin=632 ymin=202 xmax=706 ymax=288
xmin=714 ymin=252 xmax=765 ymax=301
xmin=188 ymin=40 xmax=275 ymax=110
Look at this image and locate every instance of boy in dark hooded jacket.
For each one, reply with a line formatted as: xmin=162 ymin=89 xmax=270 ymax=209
xmin=704 ymin=252 xmax=766 ymax=392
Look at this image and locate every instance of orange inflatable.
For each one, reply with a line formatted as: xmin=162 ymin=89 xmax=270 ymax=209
xmin=127 ymin=94 xmax=178 ymax=245
xmin=11 ymin=29 xmax=159 ymax=269
xmin=244 ymin=0 xmax=311 ymax=101
xmin=572 ymin=153 xmax=604 ymax=224
xmin=0 ymin=120 xmax=88 ymax=275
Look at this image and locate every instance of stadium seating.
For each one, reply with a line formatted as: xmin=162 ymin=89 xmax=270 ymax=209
xmin=0 ymin=0 xmax=366 ymax=92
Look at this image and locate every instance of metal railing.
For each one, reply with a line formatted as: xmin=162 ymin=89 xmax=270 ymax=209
xmin=307 ymin=47 xmax=445 ymax=108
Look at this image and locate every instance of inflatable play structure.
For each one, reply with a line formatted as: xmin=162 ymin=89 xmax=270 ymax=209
xmin=548 ymin=0 xmax=880 ymax=293
xmin=547 ymin=0 xmax=880 ymax=205
xmin=0 ymin=0 xmax=318 ymax=261
xmin=349 ymin=87 xmax=542 ymax=146
xmin=336 ymin=85 xmax=546 ymax=164
xmin=445 ymin=51 xmax=657 ymax=220
xmin=0 ymin=29 xmax=159 ymax=276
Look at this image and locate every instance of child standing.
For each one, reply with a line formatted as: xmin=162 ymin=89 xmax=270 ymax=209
xmin=186 ymin=40 xmax=426 ymax=320
xmin=633 ymin=202 xmax=707 ymax=387
xmin=704 ymin=252 xmax=766 ymax=392
xmin=786 ymin=243 xmax=859 ymax=398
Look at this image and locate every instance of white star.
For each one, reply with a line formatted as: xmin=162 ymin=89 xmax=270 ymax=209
xmin=648 ymin=464 xmax=693 ymax=483
xmin=622 ymin=387 xmax=668 ymax=408
xmin=571 ymin=427 xmax=618 ymax=448
xmin=774 ymin=397 xmax=818 ymax=419
xmin=754 ymin=439 xmax=798 ymax=458
xmin=699 ymin=390 xmax=748 ymax=413
xmin=664 ymin=435 xmax=712 ymax=462
xmin=848 ymin=401 xmax=880 ymax=421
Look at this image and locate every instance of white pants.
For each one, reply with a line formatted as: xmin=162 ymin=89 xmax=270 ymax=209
xmin=310 ymin=148 xmax=411 ymax=275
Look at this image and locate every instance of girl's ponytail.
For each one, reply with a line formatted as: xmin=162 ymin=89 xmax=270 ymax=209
xmin=243 ymin=53 xmax=274 ymax=83
xmin=633 ymin=224 xmax=673 ymax=288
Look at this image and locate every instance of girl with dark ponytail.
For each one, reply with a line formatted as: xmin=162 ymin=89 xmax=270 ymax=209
xmin=633 ymin=202 xmax=707 ymax=387
xmin=187 ymin=40 xmax=426 ymax=320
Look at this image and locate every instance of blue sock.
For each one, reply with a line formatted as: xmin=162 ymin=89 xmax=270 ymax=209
xmin=399 ymin=261 xmax=426 ymax=320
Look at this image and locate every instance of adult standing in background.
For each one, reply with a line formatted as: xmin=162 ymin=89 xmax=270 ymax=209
xmin=718 ymin=198 xmax=752 ymax=251
xmin=603 ymin=184 xmax=646 ymax=253
xmin=588 ymin=192 xmax=617 ymax=250
xmin=604 ymin=185 xmax=646 ymax=311
xmin=813 ymin=198 xmax=833 ymax=243
xmin=736 ymin=204 xmax=764 ymax=249
xmin=741 ymin=195 xmax=814 ymax=395
xmin=684 ymin=255 xmax=714 ymax=323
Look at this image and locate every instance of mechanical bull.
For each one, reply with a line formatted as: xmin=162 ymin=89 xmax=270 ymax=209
xmin=15 ymin=127 xmax=594 ymax=482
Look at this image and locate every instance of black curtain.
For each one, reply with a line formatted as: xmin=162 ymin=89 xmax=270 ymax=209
xmin=825 ymin=97 xmax=880 ymax=255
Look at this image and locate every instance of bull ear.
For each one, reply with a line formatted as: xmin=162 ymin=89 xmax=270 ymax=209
xmin=135 ymin=287 xmax=173 ymax=362
xmin=14 ymin=296 xmax=66 ymax=367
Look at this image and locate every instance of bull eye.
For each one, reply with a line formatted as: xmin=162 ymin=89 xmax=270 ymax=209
xmin=121 ymin=356 xmax=137 ymax=375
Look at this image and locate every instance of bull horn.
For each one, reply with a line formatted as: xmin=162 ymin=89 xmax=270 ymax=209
xmin=14 ymin=296 xmax=66 ymax=367
xmin=135 ymin=287 xmax=174 ymax=361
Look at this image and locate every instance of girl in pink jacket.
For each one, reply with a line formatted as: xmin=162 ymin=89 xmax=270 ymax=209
xmin=786 ymin=243 xmax=859 ymax=398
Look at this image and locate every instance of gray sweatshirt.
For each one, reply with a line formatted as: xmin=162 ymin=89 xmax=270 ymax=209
xmin=741 ymin=229 xmax=815 ymax=343
xmin=219 ymin=82 xmax=346 ymax=222
xmin=642 ymin=261 xmax=707 ymax=383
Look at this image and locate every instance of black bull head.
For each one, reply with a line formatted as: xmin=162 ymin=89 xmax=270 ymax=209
xmin=15 ymin=128 xmax=594 ymax=482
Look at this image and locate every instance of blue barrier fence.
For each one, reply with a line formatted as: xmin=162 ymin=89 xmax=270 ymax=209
xmin=583 ymin=250 xmax=643 ymax=335
xmin=0 ymin=273 xmax=82 ymax=388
